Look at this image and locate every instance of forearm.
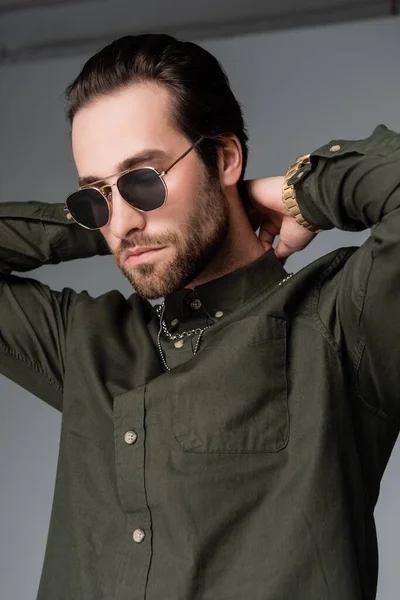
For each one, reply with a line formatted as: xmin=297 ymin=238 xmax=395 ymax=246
xmin=292 ymin=124 xmax=400 ymax=231
xmin=0 ymin=201 xmax=110 ymax=275
xmin=290 ymin=124 xmax=400 ymax=416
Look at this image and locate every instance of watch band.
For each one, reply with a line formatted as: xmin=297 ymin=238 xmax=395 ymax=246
xmin=282 ymin=154 xmax=320 ymax=233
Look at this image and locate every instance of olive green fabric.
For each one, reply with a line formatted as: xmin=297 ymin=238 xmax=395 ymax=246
xmin=0 ymin=124 xmax=399 ymax=599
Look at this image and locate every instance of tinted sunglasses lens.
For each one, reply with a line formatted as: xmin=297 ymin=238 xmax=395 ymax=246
xmin=117 ymin=168 xmax=166 ymax=211
xmin=66 ymin=189 xmax=109 ymax=230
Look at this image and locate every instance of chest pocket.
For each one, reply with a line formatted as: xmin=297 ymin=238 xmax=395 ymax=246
xmin=172 ymin=315 xmax=289 ymax=454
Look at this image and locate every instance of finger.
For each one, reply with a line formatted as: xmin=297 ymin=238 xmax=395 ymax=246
xmin=258 ymin=220 xmax=277 ymax=251
xmin=274 ymin=239 xmax=294 ymax=260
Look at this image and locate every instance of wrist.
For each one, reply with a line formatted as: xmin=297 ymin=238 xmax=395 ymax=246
xmin=282 ymin=155 xmax=321 ymax=233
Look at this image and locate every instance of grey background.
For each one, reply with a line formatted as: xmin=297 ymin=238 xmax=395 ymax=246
xmin=0 ymin=12 xmax=399 ymax=600
xmin=0 ymin=0 xmax=394 ymax=62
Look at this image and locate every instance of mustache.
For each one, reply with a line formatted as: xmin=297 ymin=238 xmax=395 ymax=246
xmin=114 ymin=231 xmax=180 ymax=260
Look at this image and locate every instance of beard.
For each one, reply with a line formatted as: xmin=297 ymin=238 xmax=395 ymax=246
xmin=114 ymin=172 xmax=230 ymax=299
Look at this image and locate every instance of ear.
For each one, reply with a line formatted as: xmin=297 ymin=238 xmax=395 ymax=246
xmin=218 ymin=136 xmax=243 ymax=187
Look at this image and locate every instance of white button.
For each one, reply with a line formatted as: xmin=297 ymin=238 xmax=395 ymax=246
xmin=124 ymin=431 xmax=137 ymax=445
xmin=133 ymin=528 xmax=146 ymax=543
xmin=190 ymin=299 xmax=202 ymax=310
xmin=329 ymin=144 xmax=341 ymax=152
xmin=215 ymin=310 xmax=224 ymax=318
xmin=174 ymin=339 xmax=184 ymax=349
xmin=171 ymin=318 xmax=179 ymax=327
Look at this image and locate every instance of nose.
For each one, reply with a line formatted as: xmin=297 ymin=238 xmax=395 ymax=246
xmin=108 ymin=184 xmax=146 ymax=239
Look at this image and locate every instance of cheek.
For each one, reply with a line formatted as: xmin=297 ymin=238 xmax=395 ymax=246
xmin=162 ymin=170 xmax=203 ymax=222
xmin=160 ymin=200 xmax=194 ymax=239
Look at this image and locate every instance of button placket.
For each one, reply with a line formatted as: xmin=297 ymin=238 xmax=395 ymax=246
xmin=112 ymin=382 xmax=152 ymax=595
xmin=113 ymin=387 xmax=152 ymax=517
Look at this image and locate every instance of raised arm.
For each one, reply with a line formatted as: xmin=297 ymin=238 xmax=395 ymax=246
xmin=294 ymin=124 xmax=400 ymax=418
xmin=0 ymin=200 xmax=110 ymax=410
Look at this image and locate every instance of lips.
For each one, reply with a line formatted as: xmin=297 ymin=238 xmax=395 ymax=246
xmin=124 ymin=247 xmax=166 ymax=266
xmin=125 ymin=247 xmax=160 ymax=259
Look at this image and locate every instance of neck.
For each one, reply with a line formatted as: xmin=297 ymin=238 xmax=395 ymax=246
xmin=186 ymin=194 xmax=266 ymax=289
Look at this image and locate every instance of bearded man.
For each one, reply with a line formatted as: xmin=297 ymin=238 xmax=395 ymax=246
xmin=0 ymin=33 xmax=398 ymax=600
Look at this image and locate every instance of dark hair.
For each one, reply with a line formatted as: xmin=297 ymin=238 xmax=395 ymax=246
xmin=65 ymin=33 xmax=249 ymax=183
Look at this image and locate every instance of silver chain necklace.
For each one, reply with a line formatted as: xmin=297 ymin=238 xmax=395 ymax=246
xmin=156 ymin=272 xmax=294 ymax=371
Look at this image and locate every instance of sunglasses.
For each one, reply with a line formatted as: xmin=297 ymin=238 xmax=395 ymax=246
xmin=64 ymin=136 xmax=204 ymax=230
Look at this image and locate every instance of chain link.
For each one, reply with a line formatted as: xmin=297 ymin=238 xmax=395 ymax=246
xmin=156 ymin=305 xmax=211 ymax=341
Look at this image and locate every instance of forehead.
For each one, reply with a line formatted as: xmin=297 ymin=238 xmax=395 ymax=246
xmin=71 ymin=83 xmax=178 ymax=174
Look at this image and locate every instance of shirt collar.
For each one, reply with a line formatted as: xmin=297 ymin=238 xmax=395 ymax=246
xmin=163 ymin=249 xmax=288 ymax=325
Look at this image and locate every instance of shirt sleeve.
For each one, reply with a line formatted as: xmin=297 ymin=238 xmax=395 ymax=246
xmin=0 ymin=201 xmax=110 ymax=411
xmin=293 ymin=124 xmax=400 ymax=418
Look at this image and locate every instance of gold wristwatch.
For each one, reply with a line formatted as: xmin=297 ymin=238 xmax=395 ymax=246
xmin=282 ymin=154 xmax=320 ymax=233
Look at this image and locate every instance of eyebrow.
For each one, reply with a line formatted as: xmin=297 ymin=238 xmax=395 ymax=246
xmin=78 ymin=149 xmax=168 ymax=187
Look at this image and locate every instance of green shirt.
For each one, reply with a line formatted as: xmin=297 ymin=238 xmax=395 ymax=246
xmin=0 ymin=124 xmax=399 ymax=600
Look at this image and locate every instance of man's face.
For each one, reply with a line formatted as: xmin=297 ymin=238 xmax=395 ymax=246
xmin=71 ymin=83 xmax=229 ymax=299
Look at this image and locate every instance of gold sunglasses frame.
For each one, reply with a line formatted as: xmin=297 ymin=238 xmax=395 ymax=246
xmin=64 ymin=136 xmax=204 ymax=230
